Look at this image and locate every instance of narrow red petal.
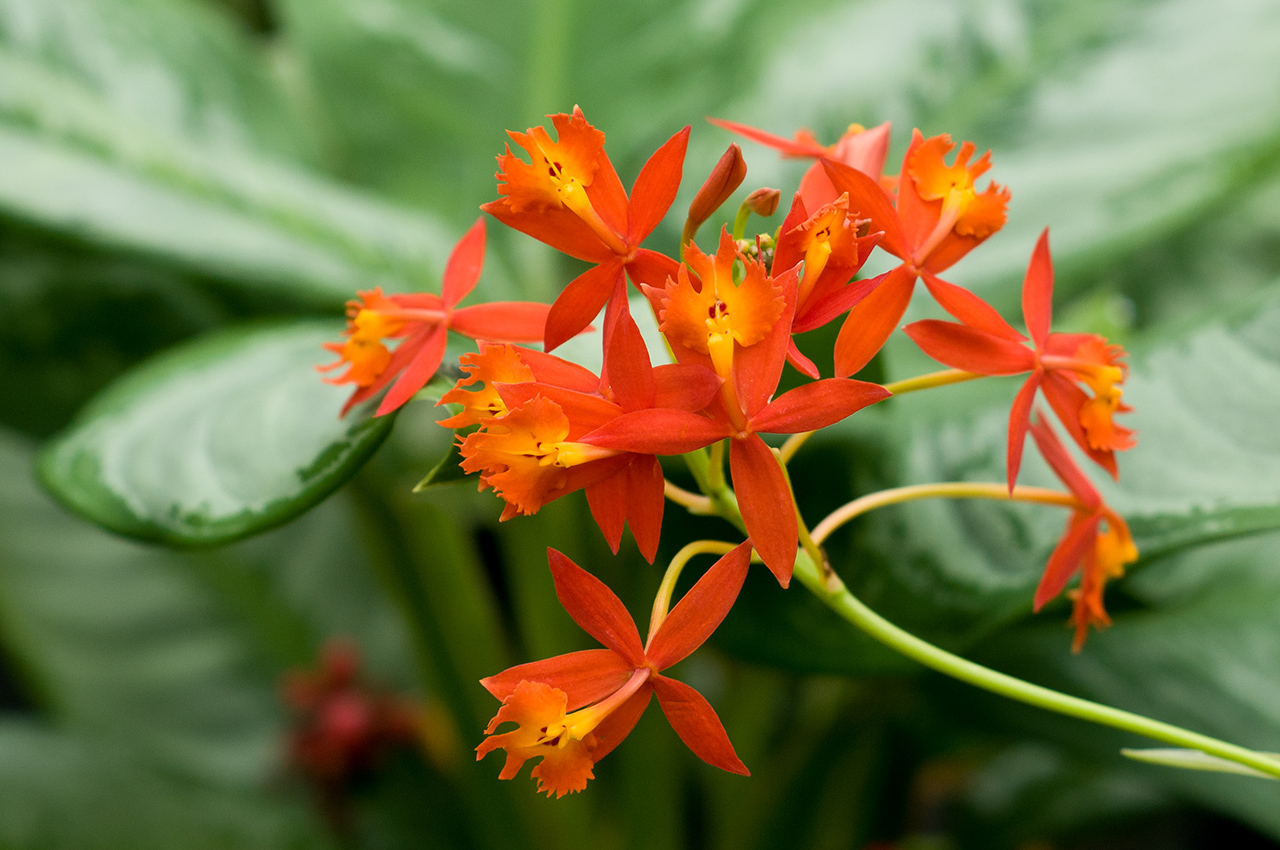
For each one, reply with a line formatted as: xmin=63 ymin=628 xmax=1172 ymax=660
xmin=770 ymin=194 xmax=810 ymax=277
xmin=653 ymin=364 xmax=722 ymax=411
xmin=604 ymin=299 xmax=656 ymax=411
xmin=481 ymin=201 xmax=613 ymax=264
xmin=647 ymin=540 xmax=752 ymax=670
xmin=786 ymin=338 xmax=821 ymax=379
xmin=586 ymin=148 xmax=630 ymax=239
xmin=730 ymin=435 xmax=796 ymax=586
xmin=1028 ymin=412 xmax=1102 ymax=509
xmin=519 ymin=347 xmax=601 ymax=393
xmin=1006 ymin=373 xmax=1041 ymax=492
xmin=545 ymin=259 xmax=625 ymax=351
xmin=479 ymin=649 xmax=633 ymax=710
xmin=707 ymin=117 xmax=827 ymax=158
xmin=442 ymin=217 xmax=486 ymax=309
xmin=749 ymin=379 xmax=890 ymax=434
xmin=628 ymin=126 xmax=691 ymax=245
xmin=920 ymin=271 xmax=1024 ymax=342
xmin=1034 ymin=513 xmax=1100 ymax=610
xmin=821 ymin=158 xmax=907 ymax=260
xmin=547 ymin=549 xmax=646 ymax=667
xmin=376 ymin=324 xmax=448 ymax=415
xmin=450 ymin=302 xmax=550 ymax=342
xmin=1023 ymin=229 xmax=1054 ymax=351
xmin=903 ymin=320 xmax=1036 ymax=375
xmin=591 ymin=686 xmax=653 ymax=762
xmin=585 ymin=475 xmax=627 ymax=555
xmin=581 ymin=409 xmax=729 ymax=455
xmin=624 ymin=249 xmax=682 ymax=291
xmin=625 ymin=455 xmax=665 ymax=564
xmin=833 ymin=264 xmax=915 ymax=377
xmin=652 ymin=675 xmax=749 ymax=775
xmin=791 ymin=271 xmax=884 ymax=334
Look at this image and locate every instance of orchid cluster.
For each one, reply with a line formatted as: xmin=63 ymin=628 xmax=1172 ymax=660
xmin=322 ymin=108 xmax=1144 ymax=798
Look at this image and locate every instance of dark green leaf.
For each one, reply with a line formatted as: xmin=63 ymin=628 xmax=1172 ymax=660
xmin=39 ymin=321 xmax=394 ymax=547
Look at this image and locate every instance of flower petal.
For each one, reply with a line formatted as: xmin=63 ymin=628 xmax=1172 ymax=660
xmin=590 ymin=686 xmax=654 ymax=762
xmin=547 ymin=548 xmax=646 ymax=666
xmin=1034 ymin=513 xmax=1100 ymax=610
xmin=1041 ymin=371 xmax=1119 ymax=480
xmin=625 ymin=249 xmax=682 ymax=291
xmin=628 ymin=126 xmax=691 ymax=245
xmin=481 ymin=200 xmax=614 ymax=264
xmin=376 ymin=323 xmax=449 ymax=415
xmin=785 ymin=338 xmax=821 ymax=379
xmin=1028 ymin=412 xmax=1103 ymax=510
xmin=480 ymin=649 xmax=635 ymax=710
xmin=451 ymin=301 xmax=551 ymax=342
xmin=791 ymin=271 xmax=884 ymax=334
xmin=707 ymin=117 xmax=828 ymax=158
xmin=749 ymin=379 xmax=890 ymax=434
xmin=653 ymin=364 xmax=722 ymax=411
xmin=647 ymin=540 xmax=753 ymax=670
xmin=603 ymin=298 xmax=656 ymax=411
xmin=1023 ymin=229 xmax=1054 ymax=351
xmin=585 ymin=474 xmax=627 ymax=555
xmin=652 ymin=675 xmax=748 ymax=775
xmin=920 ymin=271 xmax=1024 ymax=342
xmin=730 ymin=435 xmax=796 ymax=586
xmin=626 ymin=455 xmax=665 ymax=564
xmin=821 ymin=158 xmax=907 ymax=260
xmin=734 ymin=262 xmax=799 ymax=418
xmin=1006 ymin=372 xmax=1041 ymax=492
xmin=833 ymin=263 xmax=915 ymax=377
xmin=581 ymin=408 xmax=729 ymax=455
xmin=903 ymin=320 xmax=1036 ymax=375
xmin=442 ymin=217 xmax=486 ymax=309
xmin=545 ymin=259 xmax=625 ymax=352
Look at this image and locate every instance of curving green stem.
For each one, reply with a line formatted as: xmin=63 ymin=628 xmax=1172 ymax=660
xmin=790 ymin=550 xmax=1280 ymax=779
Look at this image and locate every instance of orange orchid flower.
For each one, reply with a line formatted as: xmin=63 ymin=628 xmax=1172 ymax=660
xmin=1028 ymin=414 xmax=1138 ymax=651
xmin=477 ymin=544 xmax=752 ymax=797
xmin=770 ymin=192 xmax=885 ymax=377
xmin=580 ymin=230 xmax=890 ymax=584
xmin=708 ymin=117 xmax=892 ymax=211
xmin=482 ymin=107 xmax=690 ymax=352
xmin=903 ymin=230 xmax=1136 ymax=488
xmin=320 ymin=218 xmax=550 ymax=416
xmin=442 ymin=341 xmax=720 ymax=562
xmin=821 ymin=130 xmax=1010 ymax=376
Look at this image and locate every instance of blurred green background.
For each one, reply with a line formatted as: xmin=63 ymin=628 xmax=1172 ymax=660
xmin=3 ymin=0 xmax=1280 ymax=847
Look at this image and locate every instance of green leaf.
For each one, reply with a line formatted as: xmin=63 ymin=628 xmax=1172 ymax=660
xmin=39 ymin=320 xmax=394 ymax=547
xmin=0 ymin=0 xmax=456 ymax=305
xmin=0 ymin=431 xmax=282 ymax=784
xmin=0 ymin=721 xmax=332 ymax=850
xmin=1120 ymin=748 xmax=1280 ymax=780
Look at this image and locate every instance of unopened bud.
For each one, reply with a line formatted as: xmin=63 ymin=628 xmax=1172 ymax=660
xmin=682 ymin=143 xmax=748 ymax=246
xmin=744 ymin=187 xmax=780 ymax=218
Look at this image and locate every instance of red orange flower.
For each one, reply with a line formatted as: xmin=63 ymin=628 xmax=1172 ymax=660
xmin=822 ymin=130 xmax=1010 ymax=376
xmin=482 ymin=107 xmax=690 ymax=351
xmin=904 ymin=230 xmax=1135 ymax=488
xmin=582 ymin=230 xmax=890 ymax=584
xmin=320 ymin=218 xmax=550 ymax=416
xmin=1028 ymin=414 xmax=1138 ymax=651
xmin=442 ymin=341 xmax=720 ymax=562
xmin=477 ymin=544 xmax=752 ymax=797
xmin=709 ymin=117 xmax=892 ymax=210
xmin=770 ymin=192 xmax=884 ymax=377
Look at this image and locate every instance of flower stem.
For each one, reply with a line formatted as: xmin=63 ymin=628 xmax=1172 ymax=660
xmin=780 ymin=370 xmax=982 ymax=463
xmin=664 ymin=479 xmax=714 ymax=514
xmin=789 ymin=551 xmax=1280 ymax=780
xmin=811 ymin=482 xmax=1080 ymax=546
